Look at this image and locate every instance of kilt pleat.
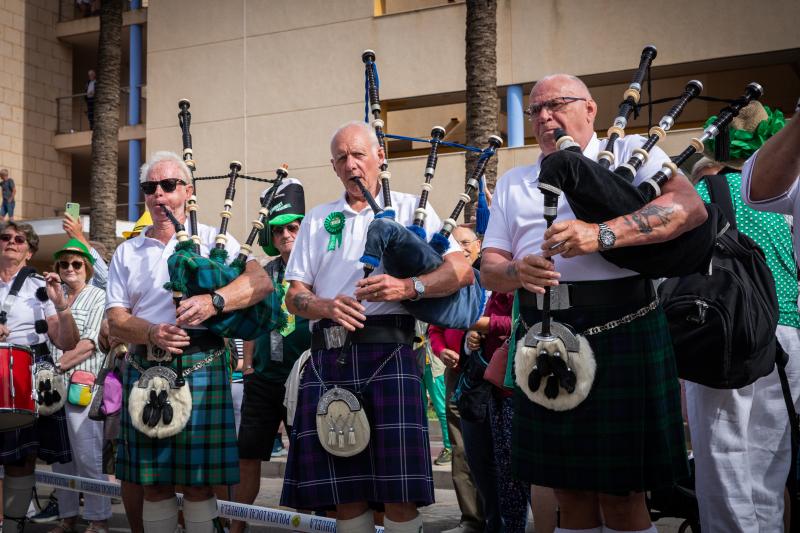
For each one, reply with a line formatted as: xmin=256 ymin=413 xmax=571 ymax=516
xmin=512 ymin=301 xmax=689 ymax=493
xmin=115 ymin=347 xmax=239 ymax=486
xmin=0 ymin=407 xmax=71 ymax=465
xmin=280 ymin=339 xmax=434 ymax=509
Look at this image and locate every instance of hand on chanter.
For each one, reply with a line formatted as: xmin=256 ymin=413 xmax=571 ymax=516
xmin=329 ymin=294 xmax=366 ymax=332
xmin=176 ymin=294 xmax=216 ymax=328
xmin=515 ymin=254 xmax=560 ymax=295
xmin=354 ymin=274 xmax=414 ymax=302
xmin=147 ymin=323 xmax=190 ymax=355
xmin=541 ymin=220 xmax=600 ymax=259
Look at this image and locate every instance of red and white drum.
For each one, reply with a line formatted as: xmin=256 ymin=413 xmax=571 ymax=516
xmin=0 ymin=343 xmax=36 ymax=431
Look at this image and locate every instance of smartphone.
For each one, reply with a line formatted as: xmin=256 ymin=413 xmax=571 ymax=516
xmin=65 ymin=202 xmax=80 ymax=220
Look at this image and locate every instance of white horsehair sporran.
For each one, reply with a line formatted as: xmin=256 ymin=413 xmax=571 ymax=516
xmin=34 ymin=361 xmax=67 ymax=416
xmin=125 ymin=348 xmax=223 ymax=439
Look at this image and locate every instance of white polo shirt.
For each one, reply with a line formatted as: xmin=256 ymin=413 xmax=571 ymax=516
xmin=483 ymin=133 xmax=672 ymax=281
xmin=106 ymin=223 xmax=243 ymax=325
xmin=285 ymin=188 xmax=459 ymax=319
xmin=741 ymin=149 xmax=800 ymax=259
xmin=0 ymin=271 xmax=56 ymax=346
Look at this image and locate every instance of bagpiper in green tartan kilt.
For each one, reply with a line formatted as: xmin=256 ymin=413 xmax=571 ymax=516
xmin=512 ymin=290 xmax=689 ymax=494
xmin=116 ymin=345 xmax=239 ymax=486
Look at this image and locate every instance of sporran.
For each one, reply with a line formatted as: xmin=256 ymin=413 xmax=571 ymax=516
xmin=128 ymin=365 xmax=192 ymax=439
xmin=34 ymin=361 xmax=67 ymax=416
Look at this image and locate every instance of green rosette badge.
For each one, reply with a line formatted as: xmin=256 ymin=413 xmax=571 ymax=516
xmin=324 ymin=211 xmax=345 ymax=251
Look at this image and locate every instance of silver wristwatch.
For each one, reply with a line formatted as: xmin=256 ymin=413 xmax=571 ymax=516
xmin=597 ymin=222 xmax=616 ymax=251
xmin=410 ymin=276 xmax=425 ymax=301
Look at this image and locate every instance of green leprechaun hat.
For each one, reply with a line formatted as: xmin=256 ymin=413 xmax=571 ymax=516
xmin=259 ymin=178 xmax=305 ymax=256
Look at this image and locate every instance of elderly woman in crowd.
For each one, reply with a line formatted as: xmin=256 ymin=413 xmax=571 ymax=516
xmin=0 ymin=222 xmax=78 ymax=532
xmin=47 ymin=239 xmax=110 ymax=533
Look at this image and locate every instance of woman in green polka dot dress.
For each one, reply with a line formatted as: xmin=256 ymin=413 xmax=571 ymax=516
xmin=686 ymin=101 xmax=800 ymax=533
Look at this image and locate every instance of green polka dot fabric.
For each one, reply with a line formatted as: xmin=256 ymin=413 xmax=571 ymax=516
xmin=697 ymin=173 xmax=800 ymax=328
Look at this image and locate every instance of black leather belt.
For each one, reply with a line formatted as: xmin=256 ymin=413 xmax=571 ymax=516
xmin=131 ymin=329 xmax=224 ymax=358
xmin=519 ymin=276 xmax=653 ymax=310
xmin=30 ymin=343 xmax=50 ymax=358
xmin=311 ymin=315 xmax=415 ymax=351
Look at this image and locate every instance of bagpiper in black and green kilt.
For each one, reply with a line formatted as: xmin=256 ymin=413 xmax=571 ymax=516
xmin=116 ymin=343 xmax=239 ymax=486
xmin=512 ymin=279 xmax=689 ymax=493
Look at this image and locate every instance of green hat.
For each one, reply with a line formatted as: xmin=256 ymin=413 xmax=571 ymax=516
xmin=54 ymin=238 xmax=95 ymax=265
xmin=259 ymin=178 xmax=305 ymax=256
xmin=703 ymin=101 xmax=785 ymax=170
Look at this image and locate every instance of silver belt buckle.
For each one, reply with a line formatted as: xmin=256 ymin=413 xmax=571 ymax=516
xmin=147 ymin=343 xmax=172 ymax=362
xmin=535 ymin=284 xmax=571 ymax=310
xmin=323 ymin=326 xmax=347 ymax=350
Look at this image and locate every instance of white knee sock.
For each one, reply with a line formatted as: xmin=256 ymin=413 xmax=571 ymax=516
xmin=336 ymin=511 xmax=375 ymax=533
xmin=555 ymin=528 xmax=603 ymax=533
xmin=142 ymin=498 xmax=179 ymax=533
xmin=603 ymin=525 xmax=657 ymax=533
xmin=383 ymin=514 xmax=424 ymax=533
xmin=2 ymin=474 xmax=35 ymax=532
xmin=182 ymin=497 xmax=219 ymax=533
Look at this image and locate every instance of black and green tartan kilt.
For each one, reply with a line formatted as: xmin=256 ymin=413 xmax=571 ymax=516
xmin=116 ymin=347 xmax=239 ymax=486
xmin=512 ymin=299 xmax=689 ymax=493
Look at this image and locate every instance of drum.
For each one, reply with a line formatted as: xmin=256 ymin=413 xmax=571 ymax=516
xmin=0 ymin=343 xmax=36 ymax=430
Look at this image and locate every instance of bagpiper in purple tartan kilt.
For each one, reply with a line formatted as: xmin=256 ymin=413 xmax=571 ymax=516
xmin=0 ymin=353 xmax=71 ymax=466
xmin=280 ymin=319 xmax=434 ymax=510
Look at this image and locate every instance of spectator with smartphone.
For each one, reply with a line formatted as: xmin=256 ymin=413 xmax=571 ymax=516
xmin=62 ymin=206 xmax=108 ymax=290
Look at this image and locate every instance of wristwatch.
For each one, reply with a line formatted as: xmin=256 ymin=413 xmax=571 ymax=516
xmin=410 ymin=276 xmax=425 ymax=301
xmin=211 ymin=292 xmax=226 ymax=315
xmin=597 ymin=223 xmax=616 ymax=251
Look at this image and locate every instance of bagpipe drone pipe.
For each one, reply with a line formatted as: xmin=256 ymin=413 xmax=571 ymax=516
xmin=536 ymin=77 xmax=763 ymax=278
xmin=162 ymin=100 xmax=290 ymax=340
xmin=354 ymin=50 xmax=499 ymax=331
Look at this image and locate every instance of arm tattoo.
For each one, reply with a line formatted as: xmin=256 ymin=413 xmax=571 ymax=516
xmin=623 ymin=205 xmax=674 ymax=234
xmin=292 ymin=292 xmax=312 ymax=312
xmin=505 ymin=261 xmax=518 ymax=280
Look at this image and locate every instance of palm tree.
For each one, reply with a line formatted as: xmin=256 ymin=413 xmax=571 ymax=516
xmin=464 ymin=0 xmax=498 ymax=223
xmin=89 ymin=0 xmax=123 ymax=251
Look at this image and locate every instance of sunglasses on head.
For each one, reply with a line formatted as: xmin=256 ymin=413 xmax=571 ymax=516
xmin=58 ymin=260 xmax=84 ymax=270
xmin=0 ymin=234 xmax=26 ymax=245
xmin=140 ymin=178 xmax=186 ymax=195
xmin=271 ymin=223 xmax=301 ymax=235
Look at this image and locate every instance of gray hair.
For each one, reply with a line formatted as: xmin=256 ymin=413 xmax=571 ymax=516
xmin=139 ymin=151 xmax=192 ymax=184
xmin=330 ymin=121 xmax=380 ymax=154
xmin=690 ymin=157 xmax=723 ymax=185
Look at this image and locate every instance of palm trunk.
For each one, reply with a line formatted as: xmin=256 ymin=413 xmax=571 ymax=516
xmin=464 ymin=0 xmax=498 ymax=223
xmin=89 ymin=0 xmax=123 ymax=251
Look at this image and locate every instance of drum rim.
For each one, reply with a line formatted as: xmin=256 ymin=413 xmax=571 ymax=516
xmin=0 ymin=343 xmax=34 ymax=354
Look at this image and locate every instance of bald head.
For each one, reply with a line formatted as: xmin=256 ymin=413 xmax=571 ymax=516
xmin=528 ymin=74 xmax=597 ymax=155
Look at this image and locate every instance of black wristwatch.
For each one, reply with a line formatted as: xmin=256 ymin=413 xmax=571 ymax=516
xmin=597 ymin=223 xmax=616 ymax=251
xmin=211 ymin=292 xmax=226 ymax=315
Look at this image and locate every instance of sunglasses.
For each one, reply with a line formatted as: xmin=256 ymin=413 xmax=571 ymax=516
xmin=58 ymin=260 xmax=84 ymax=270
xmin=140 ymin=178 xmax=186 ymax=195
xmin=0 ymin=234 xmax=26 ymax=245
xmin=524 ymin=96 xmax=587 ymax=119
xmin=271 ymin=223 xmax=301 ymax=235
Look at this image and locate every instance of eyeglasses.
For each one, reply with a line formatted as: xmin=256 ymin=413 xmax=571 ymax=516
xmin=271 ymin=223 xmax=301 ymax=235
xmin=458 ymin=239 xmax=477 ymax=247
xmin=524 ymin=97 xmax=587 ymax=119
xmin=58 ymin=260 xmax=84 ymax=270
xmin=0 ymin=234 xmax=26 ymax=245
xmin=139 ymin=178 xmax=186 ymax=195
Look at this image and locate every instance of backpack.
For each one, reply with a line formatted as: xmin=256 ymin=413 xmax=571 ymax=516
xmin=657 ymin=173 xmax=779 ymax=389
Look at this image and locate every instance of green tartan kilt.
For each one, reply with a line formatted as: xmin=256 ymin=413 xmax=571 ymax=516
xmin=116 ymin=346 xmax=239 ymax=486
xmin=512 ymin=302 xmax=689 ymax=493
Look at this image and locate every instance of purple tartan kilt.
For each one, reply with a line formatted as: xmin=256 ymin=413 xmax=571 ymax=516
xmin=280 ymin=342 xmax=434 ymax=510
xmin=0 ymin=407 xmax=72 ymax=465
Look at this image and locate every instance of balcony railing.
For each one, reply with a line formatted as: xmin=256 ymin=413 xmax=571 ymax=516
xmin=56 ymin=86 xmax=146 ymax=134
xmin=58 ymin=0 xmax=133 ymax=23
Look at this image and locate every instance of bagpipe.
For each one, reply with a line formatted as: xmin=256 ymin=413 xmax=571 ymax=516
xmin=162 ymin=99 xmax=289 ymax=342
xmin=536 ymin=45 xmax=763 ymax=278
xmin=355 ymin=50 xmax=499 ymax=331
